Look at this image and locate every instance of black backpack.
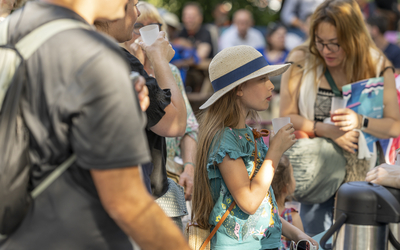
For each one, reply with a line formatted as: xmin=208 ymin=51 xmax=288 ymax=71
xmin=0 ymin=17 xmax=90 ymax=236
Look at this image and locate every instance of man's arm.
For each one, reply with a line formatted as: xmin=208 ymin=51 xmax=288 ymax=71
xmin=91 ymin=166 xmax=191 ymax=250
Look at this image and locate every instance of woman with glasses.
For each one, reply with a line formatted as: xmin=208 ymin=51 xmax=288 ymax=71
xmin=280 ymin=0 xmax=400 ymax=236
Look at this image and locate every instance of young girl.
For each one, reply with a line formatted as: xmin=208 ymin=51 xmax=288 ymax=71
xmin=192 ymin=45 xmax=318 ymax=250
xmin=271 ymin=155 xmax=305 ymax=249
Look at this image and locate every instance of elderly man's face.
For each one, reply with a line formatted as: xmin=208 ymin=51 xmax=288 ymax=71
xmin=182 ymin=5 xmax=202 ymax=33
xmin=234 ymin=11 xmax=252 ymax=38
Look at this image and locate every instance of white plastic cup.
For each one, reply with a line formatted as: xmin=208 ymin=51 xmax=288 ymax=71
xmin=272 ymin=117 xmax=290 ymax=133
xmin=331 ymin=97 xmax=346 ymax=113
xmin=330 ymin=97 xmax=347 ymax=122
xmin=139 ymin=24 xmax=160 ymax=45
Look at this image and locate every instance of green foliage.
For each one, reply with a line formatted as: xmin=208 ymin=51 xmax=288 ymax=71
xmin=146 ymin=0 xmax=280 ymax=26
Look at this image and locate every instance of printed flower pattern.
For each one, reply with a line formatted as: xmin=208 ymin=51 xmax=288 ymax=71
xmin=208 ymin=126 xmax=282 ymax=246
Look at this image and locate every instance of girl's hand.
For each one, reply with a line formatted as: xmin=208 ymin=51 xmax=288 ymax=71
xmin=293 ymin=231 xmax=319 ymax=250
xmin=269 ymin=123 xmax=296 ymax=154
xmin=332 ymin=108 xmax=362 ymax=132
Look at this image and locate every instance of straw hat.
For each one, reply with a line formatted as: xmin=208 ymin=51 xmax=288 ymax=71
xmin=199 ymin=45 xmax=291 ymax=109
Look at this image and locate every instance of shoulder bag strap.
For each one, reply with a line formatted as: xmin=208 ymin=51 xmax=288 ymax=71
xmin=324 ymin=68 xmax=342 ymax=97
xmin=199 ymin=129 xmax=268 ymax=250
xmin=31 ymin=155 xmax=76 ymax=198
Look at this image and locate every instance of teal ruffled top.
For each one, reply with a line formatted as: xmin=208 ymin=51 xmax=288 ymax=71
xmin=207 ymin=126 xmax=282 ymax=250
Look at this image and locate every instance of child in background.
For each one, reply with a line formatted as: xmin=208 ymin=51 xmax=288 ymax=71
xmin=191 ymin=45 xmax=317 ymax=250
xmin=272 ymin=155 xmax=305 ymax=249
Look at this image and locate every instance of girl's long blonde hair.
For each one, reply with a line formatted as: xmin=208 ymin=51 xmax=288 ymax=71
xmin=290 ymin=0 xmax=385 ymax=91
xmin=192 ymin=87 xmax=256 ymax=229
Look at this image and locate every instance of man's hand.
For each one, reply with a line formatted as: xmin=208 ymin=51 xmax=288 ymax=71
xmin=366 ymin=163 xmax=400 ymax=188
xmin=179 ymin=164 xmax=194 ymax=200
xmin=134 ymin=76 xmax=149 ymax=111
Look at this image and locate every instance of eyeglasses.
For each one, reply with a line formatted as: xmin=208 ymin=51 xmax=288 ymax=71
xmin=315 ymin=41 xmax=340 ymax=53
xmin=133 ymin=23 xmax=162 ymax=35
xmin=290 ymin=240 xmax=317 ymax=250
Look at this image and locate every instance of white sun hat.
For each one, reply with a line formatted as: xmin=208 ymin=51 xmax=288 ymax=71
xmin=199 ymin=45 xmax=291 ymax=109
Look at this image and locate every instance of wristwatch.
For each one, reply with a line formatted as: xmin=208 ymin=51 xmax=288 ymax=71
xmin=361 ymin=115 xmax=369 ymax=131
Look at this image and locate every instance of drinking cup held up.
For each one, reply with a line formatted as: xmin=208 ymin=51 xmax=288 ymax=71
xmin=139 ymin=24 xmax=160 ymax=45
xmin=272 ymin=117 xmax=290 ymax=134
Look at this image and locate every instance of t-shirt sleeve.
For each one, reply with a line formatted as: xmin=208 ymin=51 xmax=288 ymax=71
xmin=71 ymin=51 xmax=151 ymax=170
xmin=207 ymin=128 xmax=252 ymax=169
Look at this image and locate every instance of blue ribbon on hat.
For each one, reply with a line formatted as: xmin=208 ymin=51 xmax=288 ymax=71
xmin=211 ymin=56 xmax=269 ymax=92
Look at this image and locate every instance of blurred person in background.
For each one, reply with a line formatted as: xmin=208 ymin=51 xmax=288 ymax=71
xmin=160 ymin=10 xmax=200 ymax=84
xmin=219 ymin=9 xmax=265 ymax=51
xmin=259 ymin=22 xmax=289 ymax=93
xmin=281 ymin=0 xmax=323 ymax=50
xmin=212 ymin=3 xmax=231 ymax=35
xmin=260 ymin=22 xmax=289 ymax=65
xmin=366 ymin=14 xmax=400 ymax=74
xmin=178 ymin=2 xmax=213 ymax=92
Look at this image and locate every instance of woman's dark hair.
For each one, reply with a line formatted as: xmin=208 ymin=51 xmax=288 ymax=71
xmin=265 ymin=22 xmax=286 ymax=50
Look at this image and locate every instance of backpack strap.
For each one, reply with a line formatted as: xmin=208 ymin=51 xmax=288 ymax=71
xmin=31 ymin=154 xmax=76 ymax=198
xmin=0 ymin=18 xmax=91 ymax=198
xmin=15 ymin=19 xmax=92 ymax=60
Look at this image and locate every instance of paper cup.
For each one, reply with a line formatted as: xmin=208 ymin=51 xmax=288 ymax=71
xmin=272 ymin=117 xmax=290 ymax=133
xmin=139 ymin=24 xmax=159 ymax=45
xmin=331 ymin=97 xmax=346 ymax=113
xmin=330 ymin=97 xmax=346 ymax=122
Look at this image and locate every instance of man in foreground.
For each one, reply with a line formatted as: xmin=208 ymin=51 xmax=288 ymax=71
xmin=0 ymin=0 xmax=190 ymax=249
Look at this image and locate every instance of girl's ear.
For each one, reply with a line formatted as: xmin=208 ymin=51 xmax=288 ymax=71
xmin=236 ymin=85 xmax=244 ymax=97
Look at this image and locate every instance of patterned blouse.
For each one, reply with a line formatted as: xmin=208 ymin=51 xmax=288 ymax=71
xmin=166 ymin=64 xmax=198 ymax=162
xmin=207 ymin=126 xmax=282 ymax=250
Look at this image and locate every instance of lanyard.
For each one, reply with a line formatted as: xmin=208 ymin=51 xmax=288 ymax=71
xmin=324 ymin=68 xmax=342 ymax=97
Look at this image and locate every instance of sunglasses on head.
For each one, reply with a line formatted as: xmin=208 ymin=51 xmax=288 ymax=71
xmin=290 ymin=239 xmax=317 ymax=250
